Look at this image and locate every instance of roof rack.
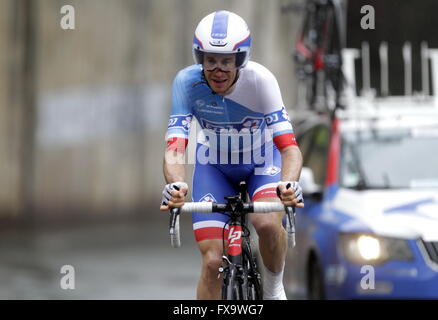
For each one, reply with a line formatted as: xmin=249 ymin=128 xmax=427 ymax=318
xmin=342 ymin=42 xmax=438 ymax=111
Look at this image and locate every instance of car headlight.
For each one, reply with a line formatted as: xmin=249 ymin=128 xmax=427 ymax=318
xmin=339 ymin=233 xmax=414 ymax=265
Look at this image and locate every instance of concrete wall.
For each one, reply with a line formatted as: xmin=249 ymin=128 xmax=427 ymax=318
xmin=0 ymin=0 xmax=302 ymax=219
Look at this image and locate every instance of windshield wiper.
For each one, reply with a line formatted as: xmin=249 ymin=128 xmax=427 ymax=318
xmin=350 ymin=145 xmax=368 ymax=190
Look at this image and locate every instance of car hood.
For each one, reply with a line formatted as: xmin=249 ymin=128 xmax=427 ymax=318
xmin=331 ymin=188 xmax=438 ymax=241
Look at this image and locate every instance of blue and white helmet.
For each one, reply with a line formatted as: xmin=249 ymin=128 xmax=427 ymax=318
xmin=193 ymin=11 xmax=252 ymax=69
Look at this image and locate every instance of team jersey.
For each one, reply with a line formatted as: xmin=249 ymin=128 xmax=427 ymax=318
xmin=166 ymin=61 xmax=297 ymax=156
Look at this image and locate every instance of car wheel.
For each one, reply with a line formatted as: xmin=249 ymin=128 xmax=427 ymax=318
xmin=307 ymin=257 xmax=325 ymax=300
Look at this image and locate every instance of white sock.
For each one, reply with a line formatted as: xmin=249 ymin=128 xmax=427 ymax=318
xmin=263 ymin=264 xmax=287 ymax=300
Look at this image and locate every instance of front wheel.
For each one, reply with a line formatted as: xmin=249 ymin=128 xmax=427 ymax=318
xmin=244 ymin=250 xmax=263 ymax=300
xmin=222 ymin=267 xmax=241 ymax=300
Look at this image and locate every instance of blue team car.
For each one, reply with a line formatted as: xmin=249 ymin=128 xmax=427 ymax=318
xmin=283 ymin=97 xmax=438 ymax=299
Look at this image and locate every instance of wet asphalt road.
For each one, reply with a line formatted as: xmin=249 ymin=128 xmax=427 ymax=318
xmin=0 ymin=213 xmax=201 ymax=299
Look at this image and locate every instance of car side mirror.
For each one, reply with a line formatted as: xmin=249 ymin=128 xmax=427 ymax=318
xmin=299 ymin=167 xmax=323 ymax=201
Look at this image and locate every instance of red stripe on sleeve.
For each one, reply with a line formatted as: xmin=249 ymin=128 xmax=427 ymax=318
xmin=166 ymin=137 xmax=188 ymax=153
xmin=273 ymin=133 xmax=298 ymax=151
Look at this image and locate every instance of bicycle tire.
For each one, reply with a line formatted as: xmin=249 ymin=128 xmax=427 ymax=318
xmin=294 ymin=2 xmax=318 ymax=110
xmin=319 ymin=1 xmax=344 ymax=110
xmin=295 ymin=0 xmax=344 ymax=112
xmin=243 ymin=245 xmax=263 ymax=300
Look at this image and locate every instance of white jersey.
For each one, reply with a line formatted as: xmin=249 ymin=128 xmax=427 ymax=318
xmin=166 ymin=61 xmax=296 ymax=153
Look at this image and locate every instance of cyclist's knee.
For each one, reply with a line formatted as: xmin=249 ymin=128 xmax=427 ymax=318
xmin=252 ymin=215 xmax=283 ymax=239
xmin=198 ymin=240 xmax=223 ymax=279
xmin=202 ymin=251 xmax=222 ymax=276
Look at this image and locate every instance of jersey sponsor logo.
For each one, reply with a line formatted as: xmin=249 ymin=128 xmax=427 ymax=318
xmin=196 ymin=100 xmax=224 ymax=110
xmin=262 ymin=165 xmax=281 ymax=176
xmin=209 ymin=39 xmax=227 ymax=47
xmin=168 ymin=114 xmax=192 ymax=131
xmin=195 ymin=99 xmax=205 ymax=107
xmin=200 ymin=116 xmax=264 ymax=133
xmin=265 ymin=107 xmax=290 ymax=125
xmin=242 ymin=119 xmax=262 ymax=132
xmin=211 ymin=11 xmax=229 ymax=40
xmin=265 ymin=113 xmax=279 ymax=125
xmin=199 ymin=193 xmax=217 ymax=203
xmin=282 ymin=107 xmax=291 ymax=121
xmin=168 ymin=118 xmax=178 ymax=126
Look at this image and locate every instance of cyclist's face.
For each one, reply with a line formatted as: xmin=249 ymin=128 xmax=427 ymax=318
xmin=203 ymin=53 xmax=237 ymax=95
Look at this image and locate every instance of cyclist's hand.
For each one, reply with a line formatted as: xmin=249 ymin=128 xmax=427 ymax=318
xmin=277 ymin=181 xmax=305 ymax=208
xmin=160 ymin=182 xmax=188 ymax=211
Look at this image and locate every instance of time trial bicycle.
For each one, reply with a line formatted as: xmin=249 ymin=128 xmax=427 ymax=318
xmin=166 ymin=181 xmax=296 ymax=300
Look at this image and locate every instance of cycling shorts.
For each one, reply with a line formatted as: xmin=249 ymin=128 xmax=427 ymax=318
xmin=191 ymin=144 xmax=282 ymax=242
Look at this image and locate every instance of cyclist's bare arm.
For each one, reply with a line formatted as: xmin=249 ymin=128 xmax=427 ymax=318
xmin=278 ymin=145 xmax=304 ymax=208
xmin=160 ymin=150 xmax=188 ymax=211
xmin=163 ymin=150 xmax=186 ymax=183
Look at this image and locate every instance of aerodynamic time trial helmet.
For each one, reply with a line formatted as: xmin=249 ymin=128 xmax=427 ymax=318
xmin=192 ymin=11 xmax=251 ymax=70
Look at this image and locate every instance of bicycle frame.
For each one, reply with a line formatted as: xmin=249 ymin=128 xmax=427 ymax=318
xmin=219 ymin=183 xmax=261 ymax=299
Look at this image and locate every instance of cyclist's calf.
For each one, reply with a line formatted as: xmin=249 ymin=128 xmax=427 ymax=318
xmin=250 ymin=198 xmax=286 ymax=273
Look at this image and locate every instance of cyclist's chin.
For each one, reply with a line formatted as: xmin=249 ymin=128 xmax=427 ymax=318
xmin=210 ymin=80 xmax=233 ymax=95
xmin=210 ymin=80 xmax=227 ymax=93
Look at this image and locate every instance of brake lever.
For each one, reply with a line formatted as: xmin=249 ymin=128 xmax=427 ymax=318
xmin=169 ymin=207 xmax=181 ymax=248
xmin=285 ymin=206 xmax=296 ymax=248
xmin=277 ymin=182 xmax=297 ymax=248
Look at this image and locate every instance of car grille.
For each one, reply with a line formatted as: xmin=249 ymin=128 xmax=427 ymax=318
xmin=422 ymin=241 xmax=438 ymax=265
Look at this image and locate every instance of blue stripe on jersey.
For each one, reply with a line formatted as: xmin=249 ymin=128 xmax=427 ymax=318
xmin=211 ymin=11 xmax=229 ymax=39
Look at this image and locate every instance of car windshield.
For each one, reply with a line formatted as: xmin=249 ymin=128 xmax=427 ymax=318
xmin=340 ymin=126 xmax=438 ymax=189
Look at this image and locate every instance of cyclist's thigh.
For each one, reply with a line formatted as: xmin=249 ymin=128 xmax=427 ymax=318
xmin=247 ymin=146 xmax=282 ymax=202
xmin=192 ymin=161 xmax=237 ymax=242
xmin=247 ymin=147 xmax=284 ymax=226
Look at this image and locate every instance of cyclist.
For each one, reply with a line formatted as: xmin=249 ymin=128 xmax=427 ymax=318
xmin=160 ymin=10 xmax=304 ymax=300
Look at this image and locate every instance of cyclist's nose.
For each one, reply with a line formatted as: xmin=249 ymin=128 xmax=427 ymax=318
xmin=212 ymin=67 xmax=230 ymax=75
xmin=214 ymin=68 xmax=225 ymax=75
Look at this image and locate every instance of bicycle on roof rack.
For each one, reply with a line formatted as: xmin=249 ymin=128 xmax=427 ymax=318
xmin=283 ymin=0 xmax=346 ymax=114
xmin=167 ymin=181 xmax=297 ymax=300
